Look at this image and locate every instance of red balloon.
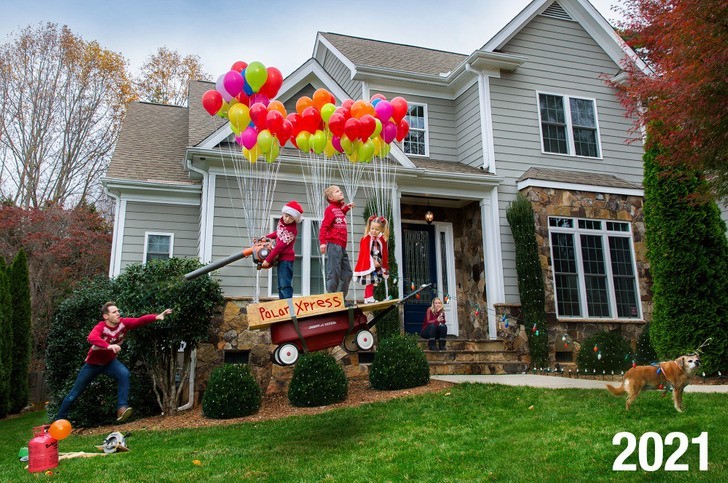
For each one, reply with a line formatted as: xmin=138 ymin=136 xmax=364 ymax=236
xmin=249 ymin=102 xmax=268 ymax=130
xmin=266 ymin=110 xmax=284 ymax=136
xmin=358 ymin=114 xmax=376 ymax=141
xmin=334 ymin=106 xmax=351 ymax=120
xmin=341 ymin=99 xmax=355 ymax=111
xmin=301 ymin=106 xmax=321 ymax=133
xmin=391 ymin=96 xmax=408 ymax=123
xmin=396 ymin=118 xmax=410 ymax=142
xmin=344 ymin=118 xmax=361 ymax=141
xmin=327 ymin=112 xmax=346 ymax=138
xmin=287 ymin=112 xmax=302 ymax=136
xmin=370 ymin=93 xmax=386 ymax=103
xmin=235 ymin=90 xmax=250 ymax=107
xmin=201 ymin=90 xmax=223 ymax=116
xmin=231 ymin=61 xmax=247 ymax=72
xmin=259 ymin=67 xmax=283 ymax=99
xmin=277 ymin=119 xmax=293 ymax=146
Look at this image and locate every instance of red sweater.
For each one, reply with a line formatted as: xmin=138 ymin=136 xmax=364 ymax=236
xmin=85 ymin=314 xmax=158 ymax=365
xmin=265 ymin=218 xmax=298 ymax=263
xmin=319 ymin=200 xmax=351 ymax=248
xmin=421 ymin=308 xmax=445 ymax=332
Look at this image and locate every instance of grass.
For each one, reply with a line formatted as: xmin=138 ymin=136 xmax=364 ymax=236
xmin=1 ymin=383 xmax=725 ymax=481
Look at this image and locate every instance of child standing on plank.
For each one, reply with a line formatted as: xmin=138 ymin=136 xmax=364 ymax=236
xmin=353 ymin=215 xmax=389 ymax=303
xmin=261 ymin=200 xmax=304 ymax=299
xmin=319 ymin=185 xmax=354 ymax=300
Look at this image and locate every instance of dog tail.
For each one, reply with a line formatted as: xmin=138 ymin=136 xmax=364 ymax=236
xmin=606 ymin=383 xmax=625 ymax=396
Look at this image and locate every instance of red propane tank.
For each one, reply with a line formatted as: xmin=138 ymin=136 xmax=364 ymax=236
xmin=28 ymin=425 xmax=58 ymax=473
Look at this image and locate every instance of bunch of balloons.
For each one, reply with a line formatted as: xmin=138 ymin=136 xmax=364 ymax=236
xmin=201 ymin=60 xmax=288 ymax=163
xmin=288 ymin=89 xmax=410 ymax=163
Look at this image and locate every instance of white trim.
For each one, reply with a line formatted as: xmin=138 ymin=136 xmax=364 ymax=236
xmin=481 ymin=192 xmax=505 ymax=340
xmin=105 ymin=189 xmax=124 ymax=277
xmin=394 ymin=190 xmax=404 ymax=300
xmin=433 ymin=222 xmax=459 ymax=337
xmin=202 ymin=174 xmax=216 ymax=263
xmin=466 ymin=65 xmax=496 ymax=173
xmin=536 ymin=91 xmax=603 ymax=160
xmin=143 ymin=232 xmax=174 ymax=263
xmin=314 ymin=34 xmax=357 ymax=76
xmin=517 ymin=178 xmax=643 ymax=197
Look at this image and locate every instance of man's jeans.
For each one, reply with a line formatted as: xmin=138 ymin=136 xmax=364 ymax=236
xmin=56 ymin=359 xmax=130 ymax=420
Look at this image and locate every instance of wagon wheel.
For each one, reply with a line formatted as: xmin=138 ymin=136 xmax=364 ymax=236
xmin=355 ymin=330 xmax=374 ymax=351
xmin=342 ymin=333 xmax=358 ymax=353
xmin=278 ymin=343 xmax=299 ymax=365
xmin=273 ymin=346 xmax=282 ymax=365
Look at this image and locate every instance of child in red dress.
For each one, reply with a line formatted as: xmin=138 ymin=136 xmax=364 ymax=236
xmin=353 ymin=215 xmax=389 ymax=303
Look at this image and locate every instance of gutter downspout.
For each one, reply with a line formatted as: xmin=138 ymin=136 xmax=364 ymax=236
xmin=178 ymin=348 xmax=196 ymax=411
xmin=103 ymin=187 xmax=123 ymax=277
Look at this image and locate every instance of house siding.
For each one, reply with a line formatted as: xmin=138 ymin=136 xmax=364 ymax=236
xmin=321 ymin=52 xmax=361 ymax=99
xmin=455 ymin=82 xmax=484 ymax=168
xmin=490 ymin=14 xmax=645 ymax=304
xmin=120 ymin=201 xmax=199 ymax=270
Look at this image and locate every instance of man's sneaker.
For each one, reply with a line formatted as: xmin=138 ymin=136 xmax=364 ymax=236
xmin=116 ymin=406 xmax=133 ymax=423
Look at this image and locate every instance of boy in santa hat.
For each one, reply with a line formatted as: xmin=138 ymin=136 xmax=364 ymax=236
xmin=261 ymin=200 xmax=304 ymax=299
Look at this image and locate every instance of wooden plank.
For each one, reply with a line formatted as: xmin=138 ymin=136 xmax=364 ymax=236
xmin=247 ymin=292 xmax=345 ymax=330
xmin=357 ymin=299 xmax=401 ymax=312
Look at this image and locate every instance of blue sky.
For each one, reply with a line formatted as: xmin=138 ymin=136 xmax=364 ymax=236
xmin=0 ymin=0 xmax=625 ymax=78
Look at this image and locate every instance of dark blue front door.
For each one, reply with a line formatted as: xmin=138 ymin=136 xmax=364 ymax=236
xmin=402 ymin=223 xmax=437 ymax=334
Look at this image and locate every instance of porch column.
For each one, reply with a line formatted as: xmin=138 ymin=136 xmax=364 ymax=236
xmin=393 ymin=188 xmax=404 ymax=299
xmin=480 ymin=189 xmax=505 ymax=339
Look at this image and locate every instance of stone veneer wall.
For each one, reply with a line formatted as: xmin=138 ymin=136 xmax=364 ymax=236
xmin=514 ymin=186 xmax=652 ymax=364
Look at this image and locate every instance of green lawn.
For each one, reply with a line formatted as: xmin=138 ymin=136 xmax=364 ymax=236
xmin=1 ymin=383 xmax=725 ymax=481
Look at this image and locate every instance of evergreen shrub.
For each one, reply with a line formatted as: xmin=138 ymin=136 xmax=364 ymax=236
xmin=202 ymin=364 xmax=261 ymax=419
xmin=635 ymin=323 xmax=658 ymax=365
xmin=288 ymin=352 xmax=348 ymax=407
xmin=576 ymin=331 xmax=633 ymax=374
xmin=369 ymin=335 xmax=429 ymax=390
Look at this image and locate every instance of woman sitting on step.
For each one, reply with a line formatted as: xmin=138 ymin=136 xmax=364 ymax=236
xmin=421 ymin=297 xmax=447 ymax=350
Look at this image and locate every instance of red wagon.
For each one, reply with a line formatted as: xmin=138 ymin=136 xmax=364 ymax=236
xmin=248 ymin=285 xmax=430 ymax=365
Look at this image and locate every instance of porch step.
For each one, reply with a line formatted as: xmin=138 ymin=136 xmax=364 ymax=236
xmin=418 ymin=339 xmax=528 ymax=375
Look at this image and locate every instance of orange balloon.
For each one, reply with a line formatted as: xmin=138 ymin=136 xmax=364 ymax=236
xmin=312 ymin=88 xmax=335 ymax=110
xmin=295 ymin=96 xmax=314 ymax=115
xmin=268 ymin=100 xmax=287 ymax=117
xmin=49 ymin=419 xmax=72 ymax=440
xmin=350 ymin=100 xmax=370 ymax=119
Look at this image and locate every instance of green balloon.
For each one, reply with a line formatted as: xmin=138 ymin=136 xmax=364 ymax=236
xmin=245 ymin=61 xmax=268 ymax=92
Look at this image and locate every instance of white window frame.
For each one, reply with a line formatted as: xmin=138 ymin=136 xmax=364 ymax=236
xmin=548 ymin=217 xmax=642 ymax=320
xmin=401 ymin=102 xmax=429 ymax=157
xmin=536 ymin=91 xmax=602 ymax=159
xmin=266 ymin=216 xmax=320 ymax=297
xmin=143 ymin=232 xmax=174 ymax=263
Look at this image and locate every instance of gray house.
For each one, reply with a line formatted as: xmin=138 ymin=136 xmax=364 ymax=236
xmin=103 ymin=0 xmax=654 ymax=382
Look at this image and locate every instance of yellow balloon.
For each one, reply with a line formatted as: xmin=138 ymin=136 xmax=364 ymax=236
xmin=228 ymin=103 xmax=250 ymax=131
xmin=257 ymin=129 xmax=274 ymax=154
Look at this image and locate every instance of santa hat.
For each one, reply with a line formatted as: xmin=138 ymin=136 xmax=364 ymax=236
xmin=282 ymin=200 xmax=304 ymax=222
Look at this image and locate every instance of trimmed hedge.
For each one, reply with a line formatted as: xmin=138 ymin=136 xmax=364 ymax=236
xmin=369 ymin=335 xmax=429 ymax=390
xmin=202 ymin=364 xmax=261 ymax=419
xmin=288 ymin=352 xmax=348 ymax=407
xmin=643 ymin=141 xmax=728 ymax=374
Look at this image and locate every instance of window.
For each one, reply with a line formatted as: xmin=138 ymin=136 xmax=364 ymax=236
xmin=144 ymin=232 xmax=173 ymax=262
xmin=548 ymin=217 xmax=640 ymax=319
xmin=538 ymin=93 xmax=600 ymax=158
xmin=402 ymin=103 xmax=428 ymax=156
xmin=268 ymin=218 xmax=324 ymax=297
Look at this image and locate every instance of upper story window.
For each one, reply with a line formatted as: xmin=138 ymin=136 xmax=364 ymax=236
xmin=538 ymin=92 xmax=601 ymax=158
xmin=548 ymin=217 xmax=640 ymax=320
xmin=144 ymin=232 xmax=173 ymax=262
xmin=402 ymin=103 xmax=428 ymax=156
xmin=268 ymin=217 xmax=325 ymax=297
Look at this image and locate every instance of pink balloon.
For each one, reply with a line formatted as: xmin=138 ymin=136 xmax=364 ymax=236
xmin=241 ymin=126 xmax=258 ymax=150
xmin=374 ymin=100 xmax=393 ymax=123
xmin=332 ymin=136 xmax=343 ymax=153
xmin=382 ymin=121 xmax=397 ymax=144
xmin=223 ymin=70 xmax=244 ymax=97
xmin=215 ymin=74 xmax=233 ymax=102
xmin=249 ymin=93 xmax=270 ymax=107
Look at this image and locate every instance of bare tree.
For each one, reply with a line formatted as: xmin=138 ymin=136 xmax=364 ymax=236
xmin=0 ymin=23 xmax=136 ymax=208
xmin=135 ymin=46 xmax=211 ymax=106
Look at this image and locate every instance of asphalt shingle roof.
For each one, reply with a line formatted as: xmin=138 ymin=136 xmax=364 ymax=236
xmin=518 ymin=167 xmax=642 ymax=189
xmin=321 ymin=32 xmax=467 ymax=76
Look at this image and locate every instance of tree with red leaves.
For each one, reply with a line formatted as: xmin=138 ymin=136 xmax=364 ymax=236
xmin=609 ymin=0 xmax=728 ymax=200
xmin=0 ymin=203 xmax=111 ymax=362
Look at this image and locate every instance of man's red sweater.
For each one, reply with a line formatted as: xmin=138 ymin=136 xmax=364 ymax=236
xmin=85 ymin=314 xmax=157 ymax=365
xmin=319 ymin=200 xmax=351 ymax=248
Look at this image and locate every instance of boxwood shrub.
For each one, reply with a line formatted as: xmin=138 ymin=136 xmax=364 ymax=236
xmin=369 ymin=334 xmax=430 ymax=390
xmin=202 ymin=364 xmax=261 ymax=419
xmin=288 ymin=352 xmax=348 ymax=407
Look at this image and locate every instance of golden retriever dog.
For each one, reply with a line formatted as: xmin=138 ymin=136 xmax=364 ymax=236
xmin=606 ymin=355 xmax=701 ymax=412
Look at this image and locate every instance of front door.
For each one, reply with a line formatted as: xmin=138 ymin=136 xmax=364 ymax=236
xmin=402 ymin=223 xmax=437 ymax=334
